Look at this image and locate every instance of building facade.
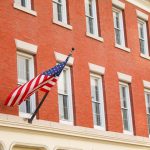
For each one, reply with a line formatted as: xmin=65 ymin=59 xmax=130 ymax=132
xmin=0 ymin=0 xmax=150 ymax=149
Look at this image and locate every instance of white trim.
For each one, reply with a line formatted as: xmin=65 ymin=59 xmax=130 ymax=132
xmin=90 ymin=74 xmax=106 ymax=130
xmin=140 ymin=53 xmax=150 ymax=60
xmin=126 ymin=0 xmax=150 ymax=13
xmin=53 ymin=19 xmax=73 ymax=30
xmin=143 ymin=80 xmax=150 ymax=89
xmin=10 ymin=142 xmax=48 ymax=150
xmin=117 ymin=72 xmax=132 ymax=83
xmin=119 ymin=82 xmax=133 ymax=134
xmin=54 ymin=51 xmax=74 ymax=66
xmin=88 ymin=63 xmax=105 ymax=75
xmin=1 ymin=114 xmax=150 ymax=147
xmin=13 ymin=3 xmax=37 ymax=16
xmin=113 ymin=7 xmax=126 ymax=47
xmin=54 ymin=146 xmax=82 ymax=150
xmin=86 ymin=32 xmax=104 ymax=42
xmin=112 ymin=0 xmax=125 ymax=9
xmin=136 ymin=10 xmax=149 ymax=21
xmin=115 ymin=44 xmax=131 ymax=52
xmin=15 ymin=39 xmax=38 ymax=54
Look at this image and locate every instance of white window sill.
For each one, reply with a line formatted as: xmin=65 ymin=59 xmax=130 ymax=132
xmin=94 ymin=125 xmax=105 ymax=131
xmin=140 ymin=53 xmax=150 ymax=60
xmin=86 ymin=32 xmax=104 ymax=42
xmin=115 ymin=44 xmax=131 ymax=52
xmin=13 ymin=3 xmax=37 ymax=16
xmin=123 ymin=130 xmax=133 ymax=135
xmin=59 ymin=120 xmax=73 ymax=125
xmin=19 ymin=112 xmax=32 ymax=119
xmin=53 ymin=19 xmax=73 ymax=30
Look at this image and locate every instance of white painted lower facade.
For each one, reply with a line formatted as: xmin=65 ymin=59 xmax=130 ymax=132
xmin=0 ymin=113 xmax=150 ymax=150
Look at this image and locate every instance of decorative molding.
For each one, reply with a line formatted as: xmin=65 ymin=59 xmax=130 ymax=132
xmin=112 ymin=0 xmax=125 ymax=9
xmin=13 ymin=3 xmax=37 ymax=16
xmin=54 ymin=51 xmax=74 ymax=66
xmin=126 ymin=0 xmax=150 ymax=13
xmin=0 ymin=114 xmax=150 ymax=147
xmin=117 ymin=72 xmax=132 ymax=83
xmin=86 ymin=32 xmax=104 ymax=42
xmin=10 ymin=142 xmax=49 ymax=150
xmin=136 ymin=10 xmax=148 ymax=21
xmin=115 ymin=44 xmax=131 ymax=53
xmin=53 ymin=146 xmax=82 ymax=150
xmin=143 ymin=80 xmax=150 ymax=89
xmin=53 ymin=19 xmax=73 ymax=30
xmin=15 ymin=39 xmax=38 ymax=55
xmin=88 ymin=63 xmax=105 ymax=75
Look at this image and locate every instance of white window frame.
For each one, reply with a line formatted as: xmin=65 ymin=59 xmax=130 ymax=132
xmin=90 ymin=74 xmax=105 ymax=130
xmin=113 ymin=7 xmax=125 ymax=47
xmin=52 ymin=0 xmax=69 ymax=24
xmin=119 ymin=82 xmax=133 ymax=135
xmin=13 ymin=0 xmax=37 ymax=16
xmin=57 ymin=65 xmax=73 ymax=125
xmin=17 ymin=52 xmax=36 ymax=118
xmin=85 ymin=0 xmax=99 ymax=37
xmin=144 ymin=89 xmax=150 ymax=137
xmin=138 ymin=19 xmax=149 ymax=56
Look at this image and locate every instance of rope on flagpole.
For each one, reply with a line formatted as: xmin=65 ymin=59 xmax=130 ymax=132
xmin=28 ymin=48 xmax=75 ymax=124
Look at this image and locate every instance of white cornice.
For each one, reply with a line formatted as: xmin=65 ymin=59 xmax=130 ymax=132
xmin=117 ymin=72 xmax=132 ymax=83
xmin=112 ymin=0 xmax=125 ymax=9
xmin=136 ymin=10 xmax=149 ymax=21
xmin=54 ymin=51 xmax=74 ymax=66
xmin=143 ymin=80 xmax=150 ymax=89
xmin=126 ymin=0 xmax=150 ymax=13
xmin=0 ymin=114 xmax=150 ymax=147
xmin=15 ymin=39 xmax=38 ymax=54
xmin=88 ymin=63 xmax=105 ymax=75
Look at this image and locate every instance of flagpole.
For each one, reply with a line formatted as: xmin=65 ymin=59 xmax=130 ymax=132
xmin=28 ymin=48 xmax=75 ymax=124
xmin=28 ymin=92 xmax=49 ymax=123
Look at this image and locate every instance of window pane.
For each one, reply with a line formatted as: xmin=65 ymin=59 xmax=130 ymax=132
xmin=88 ymin=17 xmax=94 ymax=34
xmin=57 ymin=3 xmax=62 ymax=22
xmin=140 ymin=39 xmax=145 ymax=54
xmin=115 ymin=28 xmax=121 ymax=45
xmin=147 ymin=115 xmax=150 ymax=134
xmin=21 ymin=0 xmax=26 ymax=7
xmin=88 ymin=0 xmax=93 ymax=17
xmin=122 ymin=109 xmax=129 ymax=131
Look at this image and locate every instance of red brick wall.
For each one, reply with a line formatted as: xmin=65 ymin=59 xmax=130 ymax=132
xmin=0 ymin=0 xmax=150 ymax=137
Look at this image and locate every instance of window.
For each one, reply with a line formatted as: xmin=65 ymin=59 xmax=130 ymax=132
xmin=145 ymin=90 xmax=150 ymax=135
xmin=57 ymin=66 xmax=73 ymax=124
xmin=85 ymin=0 xmax=99 ymax=36
xmin=17 ymin=52 xmax=35 ymax=118
xmin=14 ymin=0 xmax=32 ymax=9
xmin=113 ymin=8 xmax=125 ymax=46
xmin=119 ymin=82 xmax=133 ymax=134
xmin=138 ymin=19 xmax=149 ymax=56
xmin=90 ymin=74 xmax=105 ymax=129
xmin=53 ymin=0 xmax=68 ymax=24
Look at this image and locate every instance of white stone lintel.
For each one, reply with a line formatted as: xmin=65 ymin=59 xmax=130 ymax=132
xmin=117 ymin=72 xmax=132 ymax=83
xmin=89 ymin=63 xmax=105 ymax=75
xmin=54 ymin=51 xmax=74 ymax=66
xmin=15 ymin=39 xmax=38 ymax=54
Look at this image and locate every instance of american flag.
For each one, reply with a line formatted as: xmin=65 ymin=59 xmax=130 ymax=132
xmin=4 ymin=55 xmax=70 ymax=107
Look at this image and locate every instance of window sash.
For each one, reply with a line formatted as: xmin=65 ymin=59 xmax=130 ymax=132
xmin=53 ymin=0 xmax=67 ymax=24
xmin=17 ymin=52 xmax=35 ymax=115
xmin=85 ymin=0 xmax=99 ymax=36
xmin=58 ymin=67 xmax=73 ymax=122
xmin=138 ymin=19 xmax=149 ymax=55
xmin=90 ymin=75 xmax=105 ymax=128
xmin=113 ymin=8 xmax=125 ymax=46
xmin=119 ymin=83 xmax=133 ymax=133
xmin=145 ymin=91 xmax=150 ymax=134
